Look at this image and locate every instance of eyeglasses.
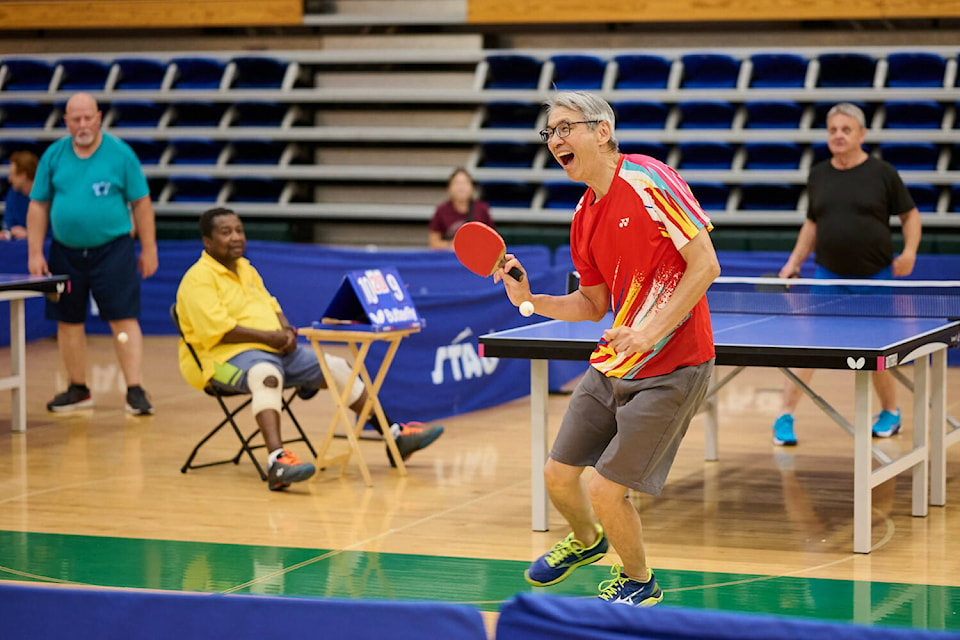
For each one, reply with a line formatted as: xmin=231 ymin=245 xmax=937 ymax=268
xmin=539 ymin=120 xmax=600 ymax=143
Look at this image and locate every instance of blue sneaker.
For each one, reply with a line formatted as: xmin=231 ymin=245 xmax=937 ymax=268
xmin=772 ymin=414 xmax=797 ymax=446
xmin=598 ymin=565 xmax=663 ymax=607
xmin=525 ymin=523 xmax=608 ymax=586
xmin=872 ymin=409 xmax=901 ymax=438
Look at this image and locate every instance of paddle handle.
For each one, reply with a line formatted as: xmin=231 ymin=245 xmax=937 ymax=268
xmin=507 ymin=266 xmax=524 ymax=282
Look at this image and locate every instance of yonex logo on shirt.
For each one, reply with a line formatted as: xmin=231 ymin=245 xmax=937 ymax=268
xmin=619 ymin=217 xmax=629 ymax=228
xmin=92 ymin=181 xmax=111 ymax=197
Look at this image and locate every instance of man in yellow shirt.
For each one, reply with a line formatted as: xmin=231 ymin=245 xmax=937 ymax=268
xmin=175 ymin=207 xmax=443 ymax=491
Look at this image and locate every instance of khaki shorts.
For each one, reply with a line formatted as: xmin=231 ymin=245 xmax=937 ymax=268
xmin=550 ymin=359 xmax=714 ymax=495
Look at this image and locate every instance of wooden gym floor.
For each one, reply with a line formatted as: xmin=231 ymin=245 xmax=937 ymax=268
xmin=1 ymin=335 xmax=959 ymax=633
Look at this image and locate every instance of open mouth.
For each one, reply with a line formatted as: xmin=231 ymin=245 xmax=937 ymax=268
xmin=558 ymin=152 xmax=575 ymax=167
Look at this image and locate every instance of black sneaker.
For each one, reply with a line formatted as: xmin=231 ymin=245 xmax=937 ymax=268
xmin=125 ymin=386 xmax=154 ymax=415
xmin=387 ymin=422 xmax=444 ymax=468
xmin=296 ymin=385 xmax=320 ymax=401
xmin=47 ymin=384 xmax=93 ymax=412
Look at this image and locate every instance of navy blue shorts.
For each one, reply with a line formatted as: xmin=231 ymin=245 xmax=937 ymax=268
xmin=46 ymin=235 xmax=140 ymax=323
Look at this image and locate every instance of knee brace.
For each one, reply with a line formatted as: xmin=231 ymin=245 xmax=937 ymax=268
xmin=324 ymin=355 xmax=364 ymax=405
xmin=247 ymin=361 xmax=284 ymax=416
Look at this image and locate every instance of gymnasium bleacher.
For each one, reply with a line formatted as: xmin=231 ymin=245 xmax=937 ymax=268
xmin=2 ymin=45 xmax=960 ymax=246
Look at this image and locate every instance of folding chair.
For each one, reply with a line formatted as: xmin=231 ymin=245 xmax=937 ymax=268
xmin=171 ymin=304 xmax=315 ymax=481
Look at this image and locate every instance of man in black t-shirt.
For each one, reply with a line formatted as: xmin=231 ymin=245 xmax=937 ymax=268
xmin=772 ymin=102 xmax=922 ymax=445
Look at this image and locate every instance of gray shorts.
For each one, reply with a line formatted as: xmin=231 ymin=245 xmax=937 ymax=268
xmin=208 ymin=345 xmax=325 ymax=394
xmin=551 ymin=359 xmax=715 ymax=495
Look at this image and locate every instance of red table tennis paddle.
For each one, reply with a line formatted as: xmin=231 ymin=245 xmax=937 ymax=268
xmin=453 ymin=221 xmax=524 ymax=282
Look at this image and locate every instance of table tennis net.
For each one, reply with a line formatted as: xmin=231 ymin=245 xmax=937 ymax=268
xmin=707 ymin=277 xmax=960 ymax=319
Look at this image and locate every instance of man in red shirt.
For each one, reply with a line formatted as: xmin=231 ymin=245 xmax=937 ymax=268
xmin=495 ymin=91 xmax=719 ymax=606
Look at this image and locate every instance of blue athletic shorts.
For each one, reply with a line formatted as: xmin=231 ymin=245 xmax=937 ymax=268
xmin=208 ymin=346 xmax=326 ymax=394
xmin=46 ymin=235 xmax=140 ymax=323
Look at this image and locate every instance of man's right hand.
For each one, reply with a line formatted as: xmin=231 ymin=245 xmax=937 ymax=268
xmin=28 ymin=253 xmax=50 ymax=276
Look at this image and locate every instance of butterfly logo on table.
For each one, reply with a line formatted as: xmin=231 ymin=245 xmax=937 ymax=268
xmin=846 ymin=356 xmax=866 ymax=370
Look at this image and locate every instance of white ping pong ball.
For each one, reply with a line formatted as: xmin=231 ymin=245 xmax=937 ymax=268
xmin=519 ymin=301 xmax=535 ymax=317
xmin=117 ymin=332 xmax=129 ymax=344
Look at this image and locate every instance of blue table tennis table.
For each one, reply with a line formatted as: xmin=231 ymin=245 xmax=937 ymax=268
xmin=0 ymin=274 xmax=69 ymax=432
xmin=479 ymin=307 xmax=960 ymax=554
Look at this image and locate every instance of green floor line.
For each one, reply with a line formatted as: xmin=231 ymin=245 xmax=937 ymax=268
xmin=1 ymin=530 xmax=957 ymax=630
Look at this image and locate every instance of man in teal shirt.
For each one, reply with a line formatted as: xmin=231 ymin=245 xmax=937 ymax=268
xmin=27 ymin=92 xmax=159 ymax=415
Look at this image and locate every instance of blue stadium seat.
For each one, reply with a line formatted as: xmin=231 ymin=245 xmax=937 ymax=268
xmin=812 ymin=101 xmax=875 ymax=128
xmin=170 ymin=57 xmax=227 ymax=90
xmin=483 ymin=55 xmax=542 ymax=89
xmin=739 ymin=183 xmax=802 ymax=210
xmin=743 ymin=142 xmax=803 ymax=170
xmin=879 ymin=142 xmax=940 ymax=170
xmin=0 ymin=138 xmax=49 ymax=162
xmin=123 ymin=139 xmax=166 ymax=165
xmin=816 ymin=53 xmax=877 ymax=87
xmin=743 ymin=101 xmax=804 ymax=129
xmin=479 ymin=180 xmax=536 ymax=207
xmin=0 ymin=100 xmax=53 ymax=128
xmin=231 ymin=101 xmax=292 ymax=127
xmin=680 ymin=54 xmax=740 ymax=89
xmin=228 ymin=140 xmax=290 ymax=165
xmin=147 ymin=177 xmax=166 ymax=200
xmin=951 ymin=185 xmax=960 ymax=212
xmin=1 ymin=59 xmax=56 ymax=91
xmin=688 ymin=182 xmax=729 ymax=210
xmin=677 ymin=101 xmax=736 ymax=129
xmin=57 ymin=58 xmax=111 ymax=91
xmin=228 ymin=177 xmax=286 ymax=202
xmin=230 ymin=57 xmax=291 ymax=89
xmin=482 ymin=101 xmax=541 ymax=129
xmin=950 ymin=144 xmax=960 ymax=170
xmin=612 ymin=54 xmax=671 ymax=89
xmin=169 ymin=101 xmax=229 ymax=127
xmin=168 ymin=176 xmax=225 ymax=202
xmin=612 ymin=101 xmax=670 ymax=129
xmin=543 ymin=181 xmax=585 ymax=209
xmin=114 ymin=57 xmax=168 ymax=90
xmin=906 ymin=184 xmax=940 ymax=212
xmin=748 ymin=53 xmax=808 ymax=88
xmin=886 ymin=52 xmax=946 ymax=88
xmin=478 ymin=141 xmax=539 ymax=168
xmin=677 ymin=142 xmax=735 ymax=169
xmin=108 ymin=100 xmax=167 ymax=127
xmin=619 ymin=141 xmax=669 ymax=162
xmin=549 ymin=54 xmax=606 ymax=90
xmin=882 ymin=100 xmax=944 ymax=129
xmin=169 ymin=139 xmax=224 ymax=165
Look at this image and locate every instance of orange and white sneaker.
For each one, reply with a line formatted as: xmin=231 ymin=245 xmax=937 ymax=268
xmin=267 ymin=449 xmax=315 ymax=491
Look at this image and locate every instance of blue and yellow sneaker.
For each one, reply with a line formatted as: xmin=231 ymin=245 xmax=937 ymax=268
xmin=772 ymin=414 xmax=797 ymax=446
xmin=872 ymin=409 xmax=901 ymax=438
xmin=597 ymin=565 xmax=663 ymax=607
xmin=524 ymin=523 xmax=608 ymax=586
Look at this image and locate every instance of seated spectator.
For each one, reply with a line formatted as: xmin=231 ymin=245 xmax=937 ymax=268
xmin=428 ymin=168 xmax=494 ymax=249
xmin=175 ymin=207 xmax=444 ymax=491
xmin=3 ymin=150 xmax=38 ymax=240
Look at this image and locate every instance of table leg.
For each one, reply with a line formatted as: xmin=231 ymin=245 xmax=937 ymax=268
xmin=531 ymin=359 xmax=549 ymax=532
xmin=911 ymin=356 xmax=929 ymax=518
xmin=353 ymin=336 xmax=407 ymax=476
xmin=853 ymin=370 xmax=872 ymax=554
xmin=10 ymin=298 xmax=26 ymax=433
xmin=929 ymin=349 xmax=948 ymax=506
xmin=312 ymin=340 xmax=373 ymax=487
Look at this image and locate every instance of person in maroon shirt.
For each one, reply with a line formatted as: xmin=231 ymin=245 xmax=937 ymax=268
xmin=427 ymin=168 xmax=494 ymax=249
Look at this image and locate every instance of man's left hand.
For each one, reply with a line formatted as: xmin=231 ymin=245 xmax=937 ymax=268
xmin=892 ymin=252 xmax=916 ymax=277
